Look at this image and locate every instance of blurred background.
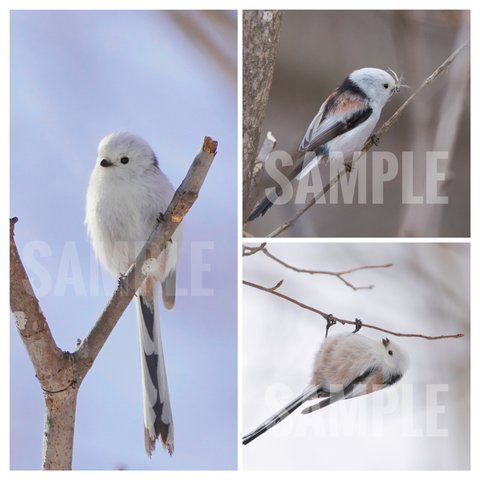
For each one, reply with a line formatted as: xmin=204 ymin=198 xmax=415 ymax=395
xmin=247 ymin=11 xmax=470 ymax=237
xmin=10 ymin=10 xmax=237 ymax=470
xmin=243 ymin=243 xmax=469 ymax=469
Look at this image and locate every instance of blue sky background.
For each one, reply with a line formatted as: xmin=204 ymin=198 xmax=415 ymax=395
xmin=10 ymin=10 xmax=237 ymax=470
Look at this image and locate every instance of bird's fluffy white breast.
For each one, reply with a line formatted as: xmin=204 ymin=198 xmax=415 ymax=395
xmin=311 ymin=333 xmax=379 ymax=389
xmin=85 ymin=165 xmax=181 ymax=279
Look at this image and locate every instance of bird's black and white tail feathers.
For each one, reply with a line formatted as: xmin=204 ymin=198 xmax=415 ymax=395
xmin=246 ymin=150 xmax=322 ymax=222
xmin=243 ymin=366 xmax=378 ymax=445
xmin=246 ymin=192 xmax=278 ymax=222
xmin=136 ymin=291 xmax=174 ymax=456
xmin=242 ymin=384 xmax=324 ymax=445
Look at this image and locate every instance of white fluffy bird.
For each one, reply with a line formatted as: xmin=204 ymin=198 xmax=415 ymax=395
xmin=247 ymin=67 xmax=401 ymax=221
xmin=85 ymin=132 xmax=181 ymax=456
xmin=243 ymin=333 xmax=409 ymax=445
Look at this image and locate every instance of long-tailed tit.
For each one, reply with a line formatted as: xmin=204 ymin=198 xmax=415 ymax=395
xmin=243 ymin=332 xmax=409 ymax=445
xmin=247 ymin=68 xmax=401 ymax=221
xmin=85 ymin=132 xmax=181 ymax=456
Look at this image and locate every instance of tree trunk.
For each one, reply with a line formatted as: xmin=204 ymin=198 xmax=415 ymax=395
xmin=42 ymin=386 xmax=79 ymax=470
xmin=242 ymin=10 xmax=283 ymax=221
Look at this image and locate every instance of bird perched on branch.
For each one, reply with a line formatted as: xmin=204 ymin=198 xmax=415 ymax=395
xmin=243 ymin=332 xmax=409 ymax=445
xmin=86 ymin=132 xmax=181 ymax=456
xmin=247 ymin=68 xmax=402 ymax=222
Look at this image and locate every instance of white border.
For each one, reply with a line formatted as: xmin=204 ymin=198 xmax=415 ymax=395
xmin=2 ymin=0 xmax=477 ymax=477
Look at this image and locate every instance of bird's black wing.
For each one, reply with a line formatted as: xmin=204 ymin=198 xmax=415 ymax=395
xmin=301 ymin=366 xmax=376 ymax=415
xmin=300 ymin=107 xmax=373 ymax=154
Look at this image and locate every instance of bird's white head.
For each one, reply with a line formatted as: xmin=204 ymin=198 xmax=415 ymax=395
xmin=379 ymin=336 xmax=409 ymax=378
xmin=96 ymin=132 xmax=158 ymax=177
xmin=349 ymin=68 xmax=400 ymax=108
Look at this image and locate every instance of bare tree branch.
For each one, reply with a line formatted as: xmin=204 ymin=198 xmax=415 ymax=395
xmin=10 ymin=217 xmax=69 ymax=391
xmin=263 ymin=247 xmax=391 ymax=291
xmin=243 ymin=243 xmax=392 ymax=290
xmin=242 ymin=242 xmax=267 ymax=256
xmin=243 ymin=10 xmax=283 ymax=222
xmin=10 ymin=136 xmax=218 ymax=470
xmin=11 ymin=217 xmax=77 ymax=469
xmin=244 ymin=279 xmax=464 ymax=341
xmin=264 ymin=40 xmax=470 ymax=238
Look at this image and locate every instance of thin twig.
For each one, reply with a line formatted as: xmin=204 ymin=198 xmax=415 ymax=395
xmin=243 ymin=243 xmax=392 ymax=290
xmin=262 ymin=247 xmax=392 ymax=291
xmin=266 ymin=40 xmax=470 ymax=238
xmin=244 ymin=280 xmax=464 ymax=340
xmin=268 ymin=280 xmax=284 ymax=291
xmin=243 ymin=243 xmax=267 ymax=256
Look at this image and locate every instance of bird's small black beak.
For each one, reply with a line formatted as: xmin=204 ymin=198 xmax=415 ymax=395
xmin=100 ymin=159 xmax=113 ymax=167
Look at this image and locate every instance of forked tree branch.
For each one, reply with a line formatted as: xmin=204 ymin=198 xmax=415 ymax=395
xmin=263 ymin=40 xmax=470 ymax=238
xmin=10 ymin=136 xmax=218 ymax=470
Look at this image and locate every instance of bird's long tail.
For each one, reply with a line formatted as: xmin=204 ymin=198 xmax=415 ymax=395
xmin=301 ymin=389 xmax=347 ymax=414
xmin=242 ymin=384 xmax=323 ymax=445
xmin=246 ymin=185 xmax=284 ymax=222
xmin=136 ymin=286 xmax=174 ymax=456
xmin=246 ymin=151 xmax=319 ymax=222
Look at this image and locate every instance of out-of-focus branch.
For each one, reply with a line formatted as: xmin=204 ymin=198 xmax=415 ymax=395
xmin=168 ymin=11 xmax=236 ymax=84
xmin=399 ymin=13 xmax=470 ymax=236
xmin=243 ymin=243 xmax=392 ymax=291
xmin=243 ymin=10 xmax=283 ymax=223
xmin=244 ymin=279 xmax=464 ymax=341
xmin=265 ymin=40 xmax=470 ymax=238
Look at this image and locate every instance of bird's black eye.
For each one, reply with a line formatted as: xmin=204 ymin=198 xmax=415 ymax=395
xmin=388 ymin=350 xmax=393 ymax=356
xmin=120 ymin=156 xmax=129 ymax=164
xmin=383 ymin=83 xmax=389 ymax=89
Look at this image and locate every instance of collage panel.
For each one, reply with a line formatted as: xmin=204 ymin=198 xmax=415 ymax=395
xmin=241 ymin=12 xmax=471 ymax=470
xmin=243 ymin=10 xmax=470 ymax=238
xmin=242 ymin=242 xmax=469 ymax=469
